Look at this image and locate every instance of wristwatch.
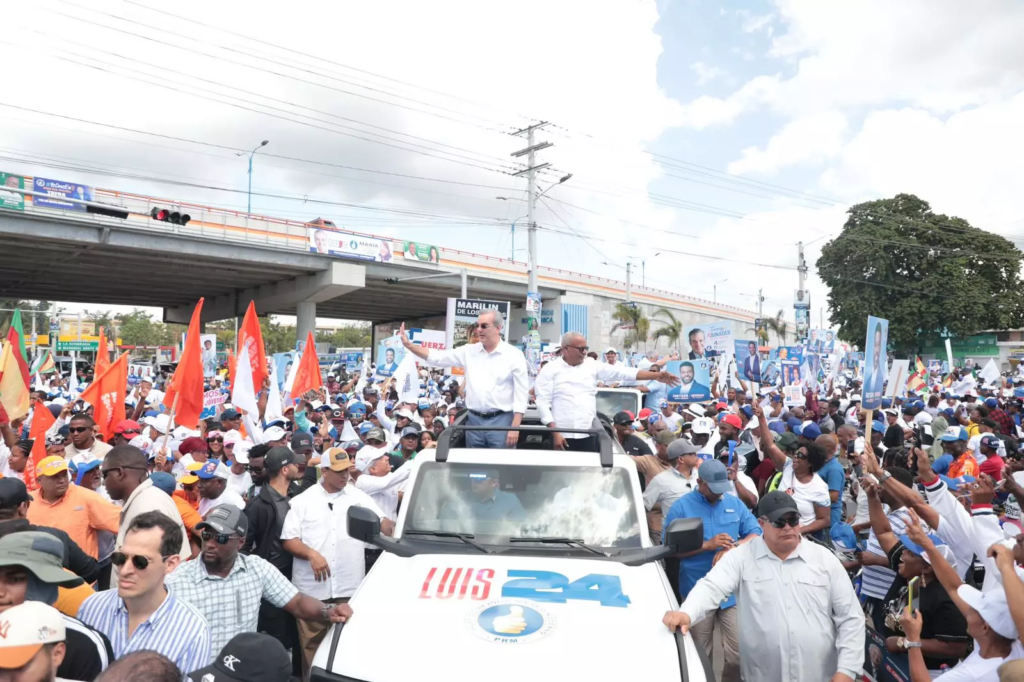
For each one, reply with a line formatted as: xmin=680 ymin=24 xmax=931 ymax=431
xmin=320 ymin=604 xmax=332 ymax=620
xmin=897 ymin=637 xmax=922 ymax=650
xmin=878 ymin=471 xmax=893 ymax=486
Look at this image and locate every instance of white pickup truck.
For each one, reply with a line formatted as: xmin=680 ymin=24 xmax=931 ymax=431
xmin=310 ymin=417 xmax=712 ymax=682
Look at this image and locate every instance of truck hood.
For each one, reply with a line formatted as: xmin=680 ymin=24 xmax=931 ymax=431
xmin=312 ymin=552 xmax=707 ymax=682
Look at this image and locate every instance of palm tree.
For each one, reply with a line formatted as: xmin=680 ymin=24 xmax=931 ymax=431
xmin=747 ymin=321 xmax=770 ymax=346
xmin=652 ymin=308 xmax=684 ymax=355
xmin=761 ymin=309 xmax=789 ymax=347
xmin=610 ymin=302 xmax=650 ymax=351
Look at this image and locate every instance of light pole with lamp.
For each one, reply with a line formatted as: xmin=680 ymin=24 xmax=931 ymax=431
xmin=239 ymin=140 xmax=269 ymax=214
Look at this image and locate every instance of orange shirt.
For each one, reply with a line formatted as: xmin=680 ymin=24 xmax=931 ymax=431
xmin=173 ymin=489 xmax=199 ymax=511
xmin=173 ymin=494 xmax=203 ymax=535
xmin=26 ymin=484 xmax=120 ymax=559
xmin=54 ymin=572 xmax=96 ymax=617
xmin=948 ymin=453 xmax=979 ymax=479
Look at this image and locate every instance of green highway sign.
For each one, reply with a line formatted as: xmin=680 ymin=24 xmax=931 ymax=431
xmin=56 ymin=340 xmax=98 ymax=352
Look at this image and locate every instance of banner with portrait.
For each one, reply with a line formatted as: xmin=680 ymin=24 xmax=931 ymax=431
xmin=665 ymin=359 xmax=713 ymax=404
xmin=862 ymin=316 xmax=890 ymax=410
xmin=683 ymin=322 xmax=733 ymax=360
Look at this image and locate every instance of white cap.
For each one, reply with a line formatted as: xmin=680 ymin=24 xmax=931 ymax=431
xmin=223 ymin=430 xmax=244 ymax=446
xmin=262 ymin=426 xmax=287 ymax=443
xmin=128 ymin=435 xmax=154 ymax=455
xmin=232 ymin=441 xmax=252 ymax=465
xmin=354 ymin=445 xmax=390 ymax=473
xmin=395 ymin=408 xmax=414 ymax=419
xmin=0 ymin=602 xmax=65 ymax=667
xmin=172 ymin=426 xmax=198 ymax=441
xmin=850 ymin=394 xmax=862 ymax=402
xmin=309 ymin=399 xmax=324 ymax=411
xmin=958 ymin=585 xmax=1018 ymax=639
xmin=691 ymin=417 xmax=715 ymax=435
xmin=685 ymin=405 xmax=705 ymax=419
xmin=604 ymin=347 xmax=617 ymax=355
xmin=145 ymin=413 xmax=172 ymax=435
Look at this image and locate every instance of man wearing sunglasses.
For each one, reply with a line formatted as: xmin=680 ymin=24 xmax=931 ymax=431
xmin=664 ymin=490 xmax=865 ymax=682
xmin=58 ymin=414 xmax=112 ymax=461
xmin=111 ymin=420 xmax=143 ymax=447
xmin=166 ymin=504 xmax=352 ymax=677
xmin=535 ymin=332 xmax=681 ymax=452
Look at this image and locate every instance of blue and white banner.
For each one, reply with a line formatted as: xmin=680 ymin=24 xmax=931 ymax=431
xmin=32 ymin=177 xmax=93 ymax=212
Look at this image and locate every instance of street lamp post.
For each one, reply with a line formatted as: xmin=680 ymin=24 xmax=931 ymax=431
xmin=241 ymin=140 xmax=269 ymax=214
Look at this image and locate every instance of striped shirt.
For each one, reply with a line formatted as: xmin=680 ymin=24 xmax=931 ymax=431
xmin=861 ymin=506 xmax=915 ymax=599
xmin=77 ymin=588 xmax=211 ymax=676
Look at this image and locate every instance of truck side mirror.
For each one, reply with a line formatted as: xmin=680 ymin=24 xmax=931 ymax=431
xmin=347 ymin=505 xmax=381 ymax=543
xmin=664 ymin=517 xmax=704 ymax=554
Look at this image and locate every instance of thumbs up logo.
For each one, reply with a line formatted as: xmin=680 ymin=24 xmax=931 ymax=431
xmin=469 ymin=600 xmax=555 ymax=644
xmin=492 ymin=606 xmax=528 ymax=635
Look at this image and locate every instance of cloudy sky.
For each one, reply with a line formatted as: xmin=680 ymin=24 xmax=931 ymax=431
xmin=4 ymin=0 xmax=1024 ymax=327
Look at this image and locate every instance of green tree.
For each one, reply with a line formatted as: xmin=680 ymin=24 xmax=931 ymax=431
xmin=318 ymin=324 xmax=371 ymax=349
xmin=817 ymin=193 xmax=1024 ymax=353
xmin=0 ymin=300 xmax=56 ymax=337
xmin=651 ymin=308 xmax=684 ymax=355
xmin=611 ymin=302 xmax=650 ymax=351
xmin=114 ymin=309 xmax=180 ymax=347
xmin=260 ymin=318 xmax=297 ymax=355
xmin=761 ymin=310 xmax=788 ymax=347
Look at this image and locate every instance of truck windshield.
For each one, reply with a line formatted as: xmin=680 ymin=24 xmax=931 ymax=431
xmin=403 ymin=462 xmax=642 ymax=548
xmin=595 ymin=390 xmax=640 ymax=420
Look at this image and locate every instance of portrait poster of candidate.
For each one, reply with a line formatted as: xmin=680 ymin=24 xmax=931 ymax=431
xmin=683 ymin=322 xmax=733 ymax=360
xmin=666 ymin=359 xmax=713 ymax=404
xmin=375 ymin=336 xmax=406 ymax=378
xmin=861 ymin=316 xmax=889 ymax=410
xmin=272 ymin=352 xmax=296 ymax=390
xmin=734 ymin=339 xmax=761 ymax=384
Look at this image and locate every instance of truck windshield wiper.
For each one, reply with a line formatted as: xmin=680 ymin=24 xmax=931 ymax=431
xmin=508 ymin=536 xmax=608 ymax=557
xmin=403 ymin=530 xmax=491 ymax=554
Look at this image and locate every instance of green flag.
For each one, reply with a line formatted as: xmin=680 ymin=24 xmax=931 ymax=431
xmin=9 ymin=310 xmax=26 ymax=364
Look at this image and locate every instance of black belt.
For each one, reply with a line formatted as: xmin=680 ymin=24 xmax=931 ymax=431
xmin=469 ymin=409 xmax=507 ymax=419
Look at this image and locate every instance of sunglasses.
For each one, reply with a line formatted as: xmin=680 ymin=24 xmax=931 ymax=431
xmin=201 ymin=530 xmax=239 ymax=545
xmin=793 ymin=451 xmax=808 ymax=460
xmin=101 ymin=465 xmax=147 ymax=479
xmin=567 ymin=345 xmax=589 ymax=352
xmin=246 ymin=465 xmax=264 ymax=474
xmin=111 ymin=551 xmax=170 ymax=570
xmin=207 ymin=437 xmax=224 ymax=443
xmin=68 ymin=427 xmax=91 ymax=434
xmin=768 ymin=515 xmax=801 ymax=529
xmin=477 ymin=323 xmax=495 ymax=330
xmin=121 ymin=429 xmax=141 ymax=435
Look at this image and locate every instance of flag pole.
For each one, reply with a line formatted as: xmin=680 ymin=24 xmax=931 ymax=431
xmin=161 ymin=394 xmax=179 ymax=457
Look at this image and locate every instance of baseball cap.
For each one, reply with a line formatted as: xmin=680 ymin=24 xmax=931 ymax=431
xmin=0 ymin=479 xmax=32 ymax=508
xmin=871 ymin=420 xmax=886 ymax=434
xmin=232 ymin=441 xmax=252 ymax=465
xmin=400 ymin=425 xmax=421 ymax=439
xmin=291 ymin=431 xmax=314 ymax=452
xmin=720 ymin=414 xmax=742 ymax=430
xmin=758 ymin=490 xmax=800 ymax=522
xmin=985 ymin=397 xmax=999 ymax=408
xmin=113 ymin=419 xmax=142 ymax=435
xmin=604 ymin=347 xmax=617 ymax=354
xmin=776 ymin=432 xmax=800 ymax=452
xmin=196 ymin=505 xmax=249 ymax=537
xmin=222 ymin=430 xmax=244 ymax=446
xmin=981 ymin=434 xmax=1001 ymax=450
xmin=768 ymin=420 xmax=786 ymax=435
xmin=0 ymin=532 xmax=83 ymax=586
xmin=144 ymin=413 xmax=171 ymax=435
xmin=264 ymin=446 xmax=299 ymax=473
xmin=898 ymin=533 xmax=958 ymax=572
xmin=220 ymin=408 xmax=241 ymax=420
xmin=321 ymin=447 xmax=353 ymax=472
xmin=196 ymin=461 xmax=231 ymax=481
xmin=35 ymin=456 xmax=68 ymax=478
xmin=364 ymin=427 xmax=387 ymax=443
xmin=638 ymin=408 xmax=653 ymax=421
xmin=358 ymin=422 xmax=373 ymax=435
xmin=685 ymin=405 xmax=705 ymax=419
xmin=697 ymin=460 xmax=731 ymax=495
xmin=149 ymin=472 xmax=176 ymax=496
xmin=714 ymin=401 xmax=728 ymax=412
xmin=941 ymin=427 xmax=970 ymax=442
xmin=940 ymin=474 xmax=976 ymax=490
xmin=958 ymin=585 xmax=1018 ymax=639
xmin=691 ymin=417 xmax=714 ymax=435
xmin=785 ymin=417 xmax=801 ymax=431
xmin=0 ymin=602 xmax=65 ymax=669
xmin=354 ymin=446 xmax=389 ymax=473
xmin=653 ymin=430 xmax=676 ymax=445
xmin=178 ymin=461 xmax=205 ymax=485
xmin=798 ymin=422 xmax=822 ymax=441
xmin=394 ymin=408 xmax=414 ymax=420
xmin=347 ymin=402 xmax=367 ymax=416
xmin=740 ymin=405 xmax=753 ymax=418
xmin=830 ymin=523 xmax=865 ymax=553
xmin=658 ymin=399 xmax=669 ymax=409
xmin=330 ymin=408 xmax=344 ymax=421
xmin=188 ymin=633 xmax=291 ymax=682
xmin=261 ymin=426 xmax=287 ymax=444
xmin=666 ymin=439 xmax=699 ymax=459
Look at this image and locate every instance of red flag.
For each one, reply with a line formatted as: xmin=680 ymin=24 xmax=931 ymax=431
xmin=81 ymin=353 xmax=128 ymax=443
xmin=290 ymin=332 xmax=322 ymax=398
xmin=163 ymin=299 xmax=206 ymax=429
xmin=94 ymin=327 xmax=111 ymax=377
xmin=236 ymin=301 xmax=267 ymax=390
xmin=27 ymin=402 xmax=56 ymax=491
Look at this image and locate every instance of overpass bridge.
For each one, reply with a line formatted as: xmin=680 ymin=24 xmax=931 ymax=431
xmin=0 ymin=175 xmax=760 ymax=350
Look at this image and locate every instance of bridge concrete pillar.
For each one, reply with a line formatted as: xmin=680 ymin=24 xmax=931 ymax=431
xmin=296 ymin=302 xmax=316 ymax=347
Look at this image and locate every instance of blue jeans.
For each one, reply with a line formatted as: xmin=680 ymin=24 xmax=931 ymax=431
xmin=465 ymin=410 xmax=515 ymax=449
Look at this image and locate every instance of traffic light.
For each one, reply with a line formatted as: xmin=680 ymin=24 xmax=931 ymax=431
xmin=150 ymin=207 xmax=191 ymax=226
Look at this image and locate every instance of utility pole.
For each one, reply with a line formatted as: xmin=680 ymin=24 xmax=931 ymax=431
xmin=626 ymin=262 xmax=632 ymax=302
xmin=797 ymin=241 xmax=807 ymax=296
xmin=758 ymin=288 xmax=764 ymax=317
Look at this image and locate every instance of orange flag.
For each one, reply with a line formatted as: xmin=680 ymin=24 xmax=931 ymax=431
xmin=163 ymin=299 xmax=206 ymax=429
xmin=27 ymin=401 xmax=56 ymax=491
xmin=226 ymin=349 xmax=237 ymax=389
xmin=290 ymin=332 xmax=322 ymax=398
xmin=94 ymin=327 xmax=111 ymax=377
xmin=236 ymin=301 xmax=267 ymax=390
xmin=81 ymin=353 xmax=128 ymax=443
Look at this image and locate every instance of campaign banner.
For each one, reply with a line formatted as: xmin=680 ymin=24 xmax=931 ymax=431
xmin=127 ymin=364 xmax=154 ymax=386
xmin=863 ymin=625 xmax=909 ymax=681
xmin=734 ymin=340 xmax=762 ymax=384
xmin=445 ymin=298 xmax=510 ymax=349
xmin=863 ymin=316 xmax=890 ymax=410
xmin=684 ymin=322 xmax=733 ymax=360
xmin=665 ymin=359 xmax=713 ymax=404
xmin=308 ymin=228 xmax=394 ymax=262
xmin=0 ymin=173 xmax=24 ymax=211
xmin=800 ymin=352 xmax=823 ymax=390
xmin=782 ymin=385 xmax=804 ymax=407
xmin=272 ymin=352 xmax=297 ymax=390
xmin=927 ymin=359 xmax=941 ymax=373
xmin=808 ymin=329 xmax=837 ymax=353
xmin=781 ymin=359 xmax=801 ymax=387
xmin=401 ymin=240 xmax=440 ymax=264
xmin=203 ymin=389 xmax=227 ymax=408
xmin=887 ymin=359 xmax=910 ymax=397
xmin=775 ymin=346 xmax=804 ymax=364
xmin=32 ymin=177 xmax=93 ymax=212
xmin=375 ymin=335 xmax=406 ymax=378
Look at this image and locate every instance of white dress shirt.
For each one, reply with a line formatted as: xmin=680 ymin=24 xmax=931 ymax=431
xmin=642 ymin=466 xmax=699 ymax=517
xmin=197 ymin=488 xmax=246 ymax=517
xmin=354 ymin=465 xmax=412 ymax=521
xmin=535 ymin=357 xmax=640 ymax=438
xmin=281 ymin=482 xmax=385 ymax=599
xmin=425 ymin=341 xmax=528 ymax=414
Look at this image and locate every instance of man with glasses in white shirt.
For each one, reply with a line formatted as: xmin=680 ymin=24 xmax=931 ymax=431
xmin=535 ymin=332 xmax=680 ymax=451
xmin=399 ymin=310 xmax=528 ymax=449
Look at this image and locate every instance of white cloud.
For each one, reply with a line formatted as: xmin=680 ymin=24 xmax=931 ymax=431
xmin=741 ymin=13 xmax=774 ymax=34
xmin=728 ymin=112 xmax=848 ymax=176
xmin=690 ymin=61 xmax=724 ymax=86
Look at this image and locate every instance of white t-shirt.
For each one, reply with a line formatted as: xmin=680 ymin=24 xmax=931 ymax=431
xmin=779 ymin=460 xmax=830 ymax=527
xmin=662 ymin=412 xmax=684 ymax=430
xmin=226 ymin=470 xmax=252 ymax=499
xmin=937 ymin=640 xmax=1024 ymax=681
xmin=727 ymin=470 xmax=759 ymax=503
xmin=197 ymin=488 xmax=246 ymax=517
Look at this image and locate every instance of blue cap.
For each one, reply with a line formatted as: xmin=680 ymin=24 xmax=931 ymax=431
xmin=418 ymin=400 xmax=430 ymax=410
xmin=658 ymin=399 xmax=669 ymax=409
xmin=898 ymin=532 xmax=946 ymax=559
xmin=149 ymin=472 xmax=176 ymax=496
xmin=347 ymin=402 xmax=366 ymax=416
xmin=871 ymin=421 xmax=886 ymax=434
xmin=768 ymin=420 xmax=786 ymax=435
xmin=985 ymin=397 xmax=999 ymax=408
xmin=786 ymin=417 xmax=801 ymax=431
xmin=940 ymin=474 xmax=976 ymax=490
xmin=830 ymin=523 xmax=865 ymax=553
xmin=342 ymin=439 xmax=364 ymax=451
xmin=385 ymin=401 xmax=395 ymax=410
xmin=196 ymin=461 xmax=226 ymax=480
xmin=1015 ymin=388 xmax=1024 ymax=399
xmin=913 ymin=400 xmax=925 ymax=409
xmin=940 ymin=427 xmax=969 ymax=442
xmin=740 ymin=405 xmax=753 ymax=418
xmin=881 ymin=398 xmax=893 ymax=408
xmin=798 ymin=422 xmax=822 ymax=440
xmin=648 ymin=413 xmax=661 ymax=423
xmin=941 ymin=408 xmax=955 ymax=418
xmin=358 ymin=422 xmax=373 ymax=434
xmin=74 ymin=459 xmax=101 ymax=485
xmin=771 ymin=394 xmax=781 ymax=403
xmin=697 ymin=460 xmax=731 ymax=495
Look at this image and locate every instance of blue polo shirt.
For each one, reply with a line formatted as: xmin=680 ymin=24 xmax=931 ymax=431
xmin=663 ymin=490 xmax=760 ymax=609
xmin=816 ymin=456 xmax=845 ymax=527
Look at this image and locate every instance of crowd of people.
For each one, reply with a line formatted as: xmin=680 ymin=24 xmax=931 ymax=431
xmin=5 ymin=306 xmax=1024 ymax=681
